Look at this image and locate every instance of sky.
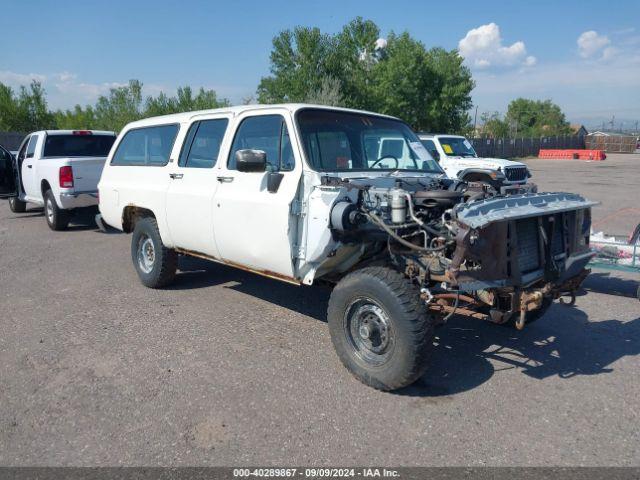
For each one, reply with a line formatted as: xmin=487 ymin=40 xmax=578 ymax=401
xmin=2 ymin=0 xmax=639 ymax=128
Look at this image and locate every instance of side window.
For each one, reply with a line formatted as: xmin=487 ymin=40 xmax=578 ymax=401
xmin=179 ymin=119 xmax=228 ymax=169
xmin=111 ymin=125 xmax=179 ymax=166
xmin=228 ymin=115 xmax=294 ymax=171
xmin=26 ymin=135 xmax=39 ymax=158
xmin=420 ymin=139 xmax=440 ymax=160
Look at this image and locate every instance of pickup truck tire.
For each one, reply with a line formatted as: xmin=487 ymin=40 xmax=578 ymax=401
xmin=44 ymin=190 xmax=70 ymax=230
xmin=9 ymin=197 xmax=27 ymax=213
xmin=328 ymin=267 xmax=435 ymax=391
xmin=131 ymin=216 xmax=177 ymax=288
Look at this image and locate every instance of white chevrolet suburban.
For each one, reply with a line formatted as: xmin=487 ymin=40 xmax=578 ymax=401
xmin=419 ymin=134 xmax=532 ymax=193
xmin=95 ymin=104 xmax=595 ymax=391
xmin=6 ymin=130 xmax=116 ymax=230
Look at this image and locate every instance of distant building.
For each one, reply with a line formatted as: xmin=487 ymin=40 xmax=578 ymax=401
xmin=570 ymin=124 xmax=588 ymax=136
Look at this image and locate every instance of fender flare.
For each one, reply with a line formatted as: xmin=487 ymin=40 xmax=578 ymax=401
xmin=457 ymin=168 xmax=505 ymax=187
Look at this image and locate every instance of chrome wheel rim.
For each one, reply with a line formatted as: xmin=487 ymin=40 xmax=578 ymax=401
xmin=45 ymin=198 xmax=54 ymax=223
xmin=344 ymin=297 xmax=394 ymax=366
xmin=137 ymin=235 xmax=155 ymax=274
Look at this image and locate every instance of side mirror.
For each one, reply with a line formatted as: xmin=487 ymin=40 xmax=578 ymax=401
xmin=236 ymin=149 xmax=267 ymax=173
xmin=26 ymin=152 xmax=34 ymax=159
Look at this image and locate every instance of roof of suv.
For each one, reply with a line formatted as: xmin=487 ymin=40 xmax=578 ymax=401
xmin=123 ymin=103 xmax=400 ymax=129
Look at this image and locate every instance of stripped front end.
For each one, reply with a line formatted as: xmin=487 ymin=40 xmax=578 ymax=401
xmin=327 ymin=178 xmax=597 ymax=328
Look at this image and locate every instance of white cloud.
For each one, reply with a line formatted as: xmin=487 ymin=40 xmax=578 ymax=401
xmin=0 ymin=70 xmax=47 ymax=85
xmin=577 ymin=30 xmax=611 ymax=58
xmin=458 ymin=23 xmax=535 ymax=69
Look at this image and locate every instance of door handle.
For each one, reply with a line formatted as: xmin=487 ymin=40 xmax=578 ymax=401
xmin=27 ymin=164 xmax=32 ymax=168
xmin=169 ymin=173 xmax=183 ymax=179
xmin=216 ymin=176 xmax=234 ymax=183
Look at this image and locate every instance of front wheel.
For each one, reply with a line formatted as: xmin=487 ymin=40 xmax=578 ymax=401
xmin=9 ymin=197 xmax=27 ymax=213
xmin=131 ymin=216 xmax=177 ymax=288
xmin=44 ymin=190 xmax=70 ymax=230
xmin=328 ymin=267 xmax=435 ymax=391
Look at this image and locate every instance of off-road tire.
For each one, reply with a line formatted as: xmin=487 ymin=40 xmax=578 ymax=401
xmin=131 ymin=216 xmax=177 ymax=288
xmin=8 ymin=197 xmax=26 ymax=213
xmin=44 ymin=190 xmax=70 ymax=231
xmin=328 ymin=267 xmax=435 ymax=391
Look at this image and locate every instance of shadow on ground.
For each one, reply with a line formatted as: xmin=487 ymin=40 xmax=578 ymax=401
xmin=174 ymin=256 xmax=640 ymax=398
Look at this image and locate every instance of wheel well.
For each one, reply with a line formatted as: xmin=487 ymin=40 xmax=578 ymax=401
xmin=41 ymin=180 xmax=51 ymax=197
xmin=462 ymin=172 xmax=493 ymax=184
xmin=122 ymin=206 xmax=155 ymax=233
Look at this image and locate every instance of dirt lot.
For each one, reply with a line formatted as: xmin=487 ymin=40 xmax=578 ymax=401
xmin=0 ymin=155 xmax=638 ymax=466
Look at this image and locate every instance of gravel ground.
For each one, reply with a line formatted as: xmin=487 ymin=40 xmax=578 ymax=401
xmin=0 ymin=156 xmax=638 ymax=466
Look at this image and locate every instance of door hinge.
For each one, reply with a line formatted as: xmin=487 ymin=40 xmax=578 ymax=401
xmin=291 ymin=199 xmax=306 ymax=216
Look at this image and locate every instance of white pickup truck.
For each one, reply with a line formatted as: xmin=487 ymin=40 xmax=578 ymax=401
xmin=6 ymin=130 xmax=116 ymax=230
xmin=94 ymin=104 xmax=595 ymax=391
xmin=418 ymin=134 xmax=533 ymax=193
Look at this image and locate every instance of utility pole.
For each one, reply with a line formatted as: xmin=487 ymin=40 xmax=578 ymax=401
xmin=473 ymin=106 xmax=478 ymax=136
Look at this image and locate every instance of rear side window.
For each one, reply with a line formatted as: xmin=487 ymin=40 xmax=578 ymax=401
xmin=111 ymin=125 xmax=179 ymax=166
xmin=179 ymin=119 xmax=228 ymax=168
xmin=43 ymin=135 xmax=116 ymax=158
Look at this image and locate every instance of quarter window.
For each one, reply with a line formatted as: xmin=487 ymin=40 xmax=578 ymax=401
xmin=228 ymin=115 xmax=294 ymax=171
xmin=179 ymin=119 xmax=228 ymax=168
xmin=111 ymin=125 xmax=179 ymax=166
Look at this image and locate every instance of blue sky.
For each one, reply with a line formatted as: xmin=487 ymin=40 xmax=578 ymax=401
xmin=2 ymin=0 xmax=639 ymax=127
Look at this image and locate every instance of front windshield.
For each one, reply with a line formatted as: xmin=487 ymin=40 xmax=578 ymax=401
xmin=439 ymin=137 xmax=477 ymax=158
xmin=296 ymin=109 xmax=442 ymax=173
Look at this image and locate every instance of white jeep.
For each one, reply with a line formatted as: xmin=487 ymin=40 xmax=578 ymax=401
xmin=418 ymin=134 xmax=533 ymax=194
xmin=94 ymin=104 xmax=595 ymax=391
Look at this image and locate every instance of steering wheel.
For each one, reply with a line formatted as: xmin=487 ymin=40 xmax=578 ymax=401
xmin=370 ymin=155 xmax=399 ymax=169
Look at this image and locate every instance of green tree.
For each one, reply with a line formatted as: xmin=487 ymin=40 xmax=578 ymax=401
xmin=0 ymin=80 xmax=55 ymax=131
xmin=54 ymin=81 xmax=230 ymax=131
xmin=257 ymin=18 xmax=474 ymax=133
xmin=505 ymin=98 xmax=571 ymax=137
xmin=480 ymin=111 xmax=509 ymax=138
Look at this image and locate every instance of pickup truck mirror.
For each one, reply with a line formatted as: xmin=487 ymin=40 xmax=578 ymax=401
xmin=236 ymin=149 xmax=267 ymax=173
xmin=26 ymin=152 xmax=34 ymax=159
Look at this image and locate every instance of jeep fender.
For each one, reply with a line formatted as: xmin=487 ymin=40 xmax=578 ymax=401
xmin=457 ymin=168 xmax=505 ymax=187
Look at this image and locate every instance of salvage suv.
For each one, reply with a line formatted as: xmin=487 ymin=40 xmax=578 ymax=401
xmin=96 ymin=104 xmax=596 ymax=391
xmin=419 ymin=134 xmax=532 ymax=194
xmin=3 ymin=130 xmax=116 ymax=230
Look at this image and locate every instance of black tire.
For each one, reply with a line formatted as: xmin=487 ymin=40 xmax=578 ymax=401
xmin=44 ymin=190 xmax=70 ymax=231
xmin=328 ymin=267 xmax=435 ymax=391
xmin=131 ymin=216 xmax=177 ymax=288
xmin=8 ymin=196 xmax=27 ymax=213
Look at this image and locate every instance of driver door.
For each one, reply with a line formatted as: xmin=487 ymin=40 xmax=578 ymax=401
xmin=0 ymin=145 xmax=18 ymax=198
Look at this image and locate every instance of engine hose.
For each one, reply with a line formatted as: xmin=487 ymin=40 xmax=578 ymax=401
xmin=365 ymin=211 xmax=447 ymax=252
xmin=404 ymin=193 xmax=444 ymax=236
xmin=443 ymin=291 xmax=460 ymax=321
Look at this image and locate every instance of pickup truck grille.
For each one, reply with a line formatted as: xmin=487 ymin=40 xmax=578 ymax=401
xmin=516 ymin=218 xmax=541 ymax=273
xmin=505 ymin=166 xmax=528 ymax=182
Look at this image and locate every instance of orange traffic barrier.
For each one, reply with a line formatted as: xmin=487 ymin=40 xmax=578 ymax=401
xmin=538 ymin=149 xmax=606 ymax=161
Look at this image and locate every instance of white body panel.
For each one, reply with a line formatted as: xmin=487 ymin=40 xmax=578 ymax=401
xmin=98 ymin=104 xmax=439 ymax=285
xmin=15 ymin=130 xmax=116 ymax=210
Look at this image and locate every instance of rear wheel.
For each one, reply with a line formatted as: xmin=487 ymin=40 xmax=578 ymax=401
xmin=44 ymin=190 xmax=70 ymax=230
xmin=328 ymin=267 xmax=435 ymax=391
xmin=131 ymin=216 xmax=177 ymax=288
xmin=8 ymin=197 xmax=26 ymax=213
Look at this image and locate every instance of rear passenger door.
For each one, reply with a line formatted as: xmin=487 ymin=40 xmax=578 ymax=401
xmin=0 ymin=145 xmax=17 ymax=198
xmin=213 ymin=110 xmax=302 ymax=279
xmin=165 ymin=115 xmax=231 ymax=257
